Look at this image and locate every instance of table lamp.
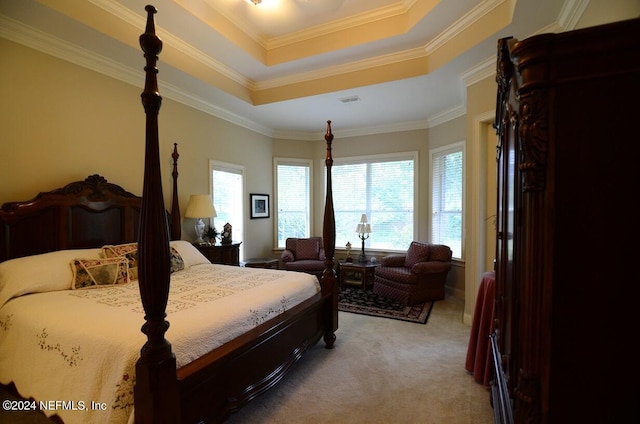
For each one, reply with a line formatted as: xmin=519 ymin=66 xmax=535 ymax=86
xmin=184 ymin=194 xmax=217 ymax=244
xmin=356 ymin=214 xmax=371 ymax=263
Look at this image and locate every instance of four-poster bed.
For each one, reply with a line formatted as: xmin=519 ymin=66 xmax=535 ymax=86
xmin=0 ymin=5 xmax=338 ymax=423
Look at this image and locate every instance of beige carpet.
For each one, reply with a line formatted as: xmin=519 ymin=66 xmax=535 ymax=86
xmin=226 ymin=296 xmax=494 ymax=424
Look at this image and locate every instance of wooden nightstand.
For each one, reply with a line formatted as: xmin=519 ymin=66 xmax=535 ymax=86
xmin=194 ymin=242 xmax=241 ymax=266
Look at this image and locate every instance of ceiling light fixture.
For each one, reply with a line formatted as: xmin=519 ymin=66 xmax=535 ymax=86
xmin=250 ymin=0 xmax=262 ymax=5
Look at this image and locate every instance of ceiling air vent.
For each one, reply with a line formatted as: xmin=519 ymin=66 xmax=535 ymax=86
xmin=339 ymin=95 xmax=361 ymax=104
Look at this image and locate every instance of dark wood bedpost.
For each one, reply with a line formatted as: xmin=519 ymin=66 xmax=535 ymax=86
xmin=135 ymin=5 xmax=180 ymax=422
xmin=170 ymin=142 xmax=181 ymax=240
xmin=322 ymin=120 xmax=337 ymax=348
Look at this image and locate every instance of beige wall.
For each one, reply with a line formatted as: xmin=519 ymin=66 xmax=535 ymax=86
xmin=0 ymin=38 xmax=274 ymax=259
xmin=464 ymin=74 xmax=498 ymax=322
xmin=1 ymin=38 xmax=144 ymax=201
xmin=577 ymin=0 xmax=640 ymax=28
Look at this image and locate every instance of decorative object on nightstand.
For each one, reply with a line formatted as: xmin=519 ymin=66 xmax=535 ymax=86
xmin=184 ymin=194 xmax=216 ymax=244
xmin=205 ymin=225 xmax=218 ymax=244
xmin=355 ymin=214 xmax=371 ymax=263
xmin=221 ymin=222 xmax=232 ymax=245
xmin=345 ymin=241 xmax=353 ymax=262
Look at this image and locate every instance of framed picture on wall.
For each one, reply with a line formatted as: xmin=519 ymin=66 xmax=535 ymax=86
xmin=250 ymin=193 xmax=269 ymax=219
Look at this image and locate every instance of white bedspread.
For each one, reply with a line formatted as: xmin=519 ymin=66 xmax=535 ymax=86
xmin=0 ymin=264 xmax=319 ymax=423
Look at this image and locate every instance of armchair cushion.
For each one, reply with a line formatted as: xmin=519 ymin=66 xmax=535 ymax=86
xmin=428 ymin=244 xmax=453 ymax=262
xmin=375 ymin=265 xmax=414 ymax=283
xmin=404 ymin=241 xmax=430 ymax=268
xmin=296 ymin=238 xmax=320 ymax=260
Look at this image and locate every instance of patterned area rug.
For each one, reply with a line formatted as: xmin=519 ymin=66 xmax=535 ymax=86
xmin=338 ymin=286 xmax=434 ymax=324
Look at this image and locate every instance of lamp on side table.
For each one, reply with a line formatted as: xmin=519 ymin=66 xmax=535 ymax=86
xmin=184 ymin=194 xmax=216 ymax=244
xmin=356 ymin=214 xmax=371 ymax=263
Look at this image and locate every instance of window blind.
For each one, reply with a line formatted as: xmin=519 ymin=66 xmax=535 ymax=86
xmin=275 ymin=161 xmax=311 ymax=247
xmin=332 ymin=153 xmax=416 ymax=251
xmin=431 ymin=144 xmax=463 ymax=258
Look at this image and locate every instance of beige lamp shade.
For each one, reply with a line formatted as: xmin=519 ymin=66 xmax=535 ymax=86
xmin=355 ymin=213 xmax=371 ymax=234
xmin=185 ymin=194 xmax=216 ymax=243
xmin=184 ymin=194 xmax=217 ymax=218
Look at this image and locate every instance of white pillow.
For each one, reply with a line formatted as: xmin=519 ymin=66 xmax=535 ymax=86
xmin=170 ymin=240 xmax=210 ymax=268
xmin=0 ymin=248 xmax=101 ymax=308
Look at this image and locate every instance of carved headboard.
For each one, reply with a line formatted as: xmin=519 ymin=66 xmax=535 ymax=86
xmin=0 ymin=175 xmax=143 ymax=261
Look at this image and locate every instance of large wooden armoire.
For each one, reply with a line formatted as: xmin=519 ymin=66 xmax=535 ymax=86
xmin=491 ymin=18 xmax=640 ymax=424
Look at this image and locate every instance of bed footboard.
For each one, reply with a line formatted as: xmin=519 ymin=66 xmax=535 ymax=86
xmin=176 ymin=294 xmax=327 ymax=422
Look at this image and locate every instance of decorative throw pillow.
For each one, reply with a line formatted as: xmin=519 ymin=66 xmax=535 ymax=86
xmin=123 ymin=250 xmax=138 ymax=280
xmin=71 ymin=257 xmax=129 ymax=289
xmin=404 ymin=242 xmax=431 ymax=268
xmin=281 ymin=250 xmax=295 ymax=263
xmin=101 ymin=242 xmax=138 ymax=258
xmin=101 ymin=243 xmax=184 ymax=278
xmin=102 ymin=243 xmax=138 ymax=280
xmin=296 ymin=238 xmax=319 ymax=260
xmin=170 ymin=247 xmax=184 ymax=273
xmin=429 ymin=244 xmax=451 ymax=262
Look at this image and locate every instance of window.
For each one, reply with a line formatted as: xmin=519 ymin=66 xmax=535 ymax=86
xmin=332 ymin=152 xmax=417 ymax=251
xmin=274 ymin=158 xmax=312 ymax=248
xmin=210 ymin=160 xmax=244 ymax=258
xmin=430 ymin=142 xmax=464 ymax=259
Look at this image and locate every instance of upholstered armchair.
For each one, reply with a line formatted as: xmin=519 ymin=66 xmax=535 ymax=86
xmin=280 ymin=237 xmax=326 ymax=280
xmin=373 ymin=242 xmax=452 ymax=305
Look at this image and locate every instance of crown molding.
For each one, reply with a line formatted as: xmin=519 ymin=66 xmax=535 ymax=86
xmin=460 ymin=56 xmax=495 ymax=88
xmin=268 ymin=1 xmax=410 ymax=49
xmin=161 ymin=80 xmax=274 ymax=137
xmin=89 ymin=0 xmax=250 ymax=86
xmin=1 ymin=13 xmax=466 ymax=141
xmin=260 ymin=0 xmax=507 ymax=91
xmin=0 ymin=14 xmax=141 ymax=88
xmin=253 ymin=46 xmax=426 ymax=90
xmin=0 ymin=14 xmax=274 ymax=138
xmin=42 ymin=0 xmax=515 ymax=106
xmin=557 ymin=0 xmax=591 ymax=31
xmin=428 ymin=104 xmax=466 ymax=127
xmin=424 ymin=0 xmax=505 ymax=54
xmin=275 ymin=103 xmax=466 ymax=141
